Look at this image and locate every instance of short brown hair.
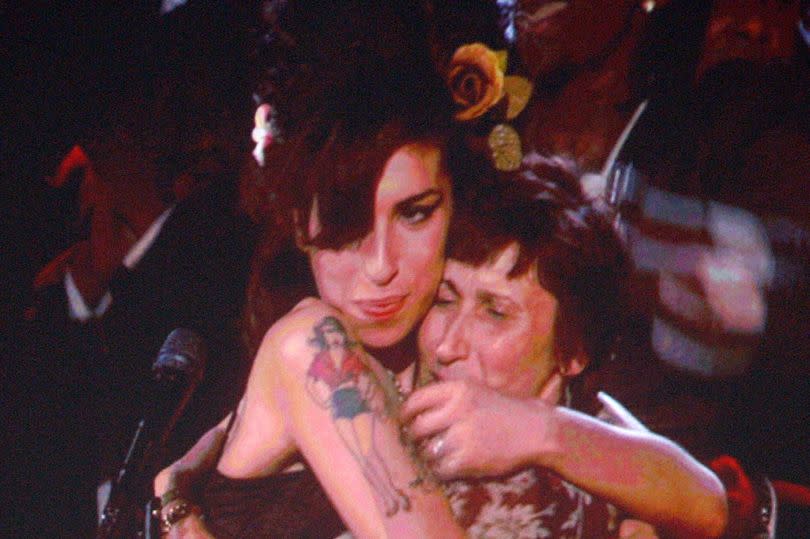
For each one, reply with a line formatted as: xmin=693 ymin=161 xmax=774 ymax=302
xmin=447 ymin=155 xmax=629 ymax=370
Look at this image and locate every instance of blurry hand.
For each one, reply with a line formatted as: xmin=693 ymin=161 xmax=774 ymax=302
xmin=701 ymin=204 xmax=771 ymax=335
xmin=154 ymin=419 xmax=228 ymax=499
xmin=400 ymin=380 xmax=553 ymax=479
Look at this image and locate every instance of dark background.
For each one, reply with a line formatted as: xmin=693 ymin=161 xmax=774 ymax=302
xmin=2 ymin=1 xmax=258 ymax=329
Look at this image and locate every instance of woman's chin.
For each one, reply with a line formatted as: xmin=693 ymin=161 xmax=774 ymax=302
xmin=356 ymin=323 xmax=411 ymax=352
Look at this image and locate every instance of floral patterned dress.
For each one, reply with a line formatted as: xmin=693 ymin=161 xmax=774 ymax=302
xmin=445 ymin=468 xmax=621 ymax=539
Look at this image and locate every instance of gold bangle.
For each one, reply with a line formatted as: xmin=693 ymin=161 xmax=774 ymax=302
xmin=160 ymin=498 xmax=201 ymax=535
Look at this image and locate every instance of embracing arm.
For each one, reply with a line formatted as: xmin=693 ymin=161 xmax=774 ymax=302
xmin=402 ymin=381 xmax=727 ymax=539
xmin=153 ymin=302 xmax=465 ymax=539
xmin=259 ymin=303 xmax=464 ymax=538
xmin=153 ymin=413 xmax=233 ymax=538
xmin=539 ymin=402 xmax=727 ymax=538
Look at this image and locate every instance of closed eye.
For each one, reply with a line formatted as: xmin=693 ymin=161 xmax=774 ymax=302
xmin=433 ymin=296 xmax=454 ymax=307
xmin=479 ymin=294 xmax=513 ymax=321
xmin=433 ymin=280 xmax=459 ymax=307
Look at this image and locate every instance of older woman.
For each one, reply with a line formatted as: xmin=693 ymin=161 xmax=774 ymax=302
xmin=401 ymin=158 xmax=728 ymax=538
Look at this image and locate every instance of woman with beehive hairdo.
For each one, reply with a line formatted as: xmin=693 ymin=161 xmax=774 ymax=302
xmin=154 ymin=1 xmax=509 ymax=537
xmin=240 ymin=0 xmax=514 ymax=357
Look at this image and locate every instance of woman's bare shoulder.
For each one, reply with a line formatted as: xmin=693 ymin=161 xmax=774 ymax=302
xmin=253 ymin=298 xmax=347 ymax=371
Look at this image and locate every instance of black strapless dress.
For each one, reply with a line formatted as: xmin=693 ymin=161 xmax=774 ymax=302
xmin=202 ymin=467 xmax=346 ymax=539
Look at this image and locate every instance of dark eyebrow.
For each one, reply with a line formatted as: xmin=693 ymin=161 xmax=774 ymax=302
xmin=394 ymin=188 xmax=444 ymax=212
xmin=477 ymin=290 xmax=516 ymax=310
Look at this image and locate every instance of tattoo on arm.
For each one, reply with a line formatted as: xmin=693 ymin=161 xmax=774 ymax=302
xmin=304 ymin=316 xmax=411 ymax=516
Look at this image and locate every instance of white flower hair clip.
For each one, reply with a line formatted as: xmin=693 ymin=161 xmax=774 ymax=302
xmin=251 ymin=103 xmax=277 ymax=167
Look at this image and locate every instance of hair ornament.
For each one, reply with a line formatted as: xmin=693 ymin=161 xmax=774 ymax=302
xmin=503 ymin=74 xmax=533 ymax=120
xmin=251 ymin=103 xmax=278 ymax=167
xmin=488 ymin=123 xmax=523 ymax=171
xmin=447 ymin=42 xmax=533 ymax=171
xmin=447 ymin=42 xmax=506 ymax=121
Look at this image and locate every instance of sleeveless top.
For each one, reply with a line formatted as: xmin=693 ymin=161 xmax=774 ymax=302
xmin=202 ymin=465 xmax=620 ymax=539
xmin=202 ymin=467 xmax=345 ymax=539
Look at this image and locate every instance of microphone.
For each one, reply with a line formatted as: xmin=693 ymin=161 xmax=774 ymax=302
xmin=98 ymin=328 xmax=206 ymax=538
xmin=146 ymin=328 xmax=207 ymax=449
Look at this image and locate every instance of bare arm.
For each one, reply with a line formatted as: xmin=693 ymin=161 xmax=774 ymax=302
xmin=154 ymin=413 xmax=232 ymax=497
xmin=254 ymin=303 xmax=465 ymax=538
xmin=402 ymin=381 xmax=727 ymax=539
xmin=543 ymin=403 xmax=727 ymax=538
xmin=153 ymin=302 xmax=465 ymax=538
xmin=153 ymin=413 xmax=232 ymax=538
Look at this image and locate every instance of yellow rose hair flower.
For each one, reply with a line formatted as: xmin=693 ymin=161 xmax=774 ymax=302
xmin=447 ymin=42 xmax=505 ymax=121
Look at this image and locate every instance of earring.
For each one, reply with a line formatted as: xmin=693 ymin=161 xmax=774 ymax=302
xmin=641 ymin=0 xmax=655 ymax=13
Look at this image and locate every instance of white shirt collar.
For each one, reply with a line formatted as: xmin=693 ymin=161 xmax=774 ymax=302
xmin=65 ymin=271 xmax=112 ymax=322
xmin=65 ymin=205 xmax=174 ymax=321
xmin=123 ymin=206 xmax=174 ymax=269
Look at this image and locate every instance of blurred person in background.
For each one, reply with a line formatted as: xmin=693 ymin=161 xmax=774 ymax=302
xmin=5 ymin=3 xmax=258 ymax=535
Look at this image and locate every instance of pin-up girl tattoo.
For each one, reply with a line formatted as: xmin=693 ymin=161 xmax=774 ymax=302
xmin=305 ymin=316 xmax=411 ymax=516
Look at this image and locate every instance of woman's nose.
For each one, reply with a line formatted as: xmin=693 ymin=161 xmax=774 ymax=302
xmin=360 ymin=229 xmax=398 ymax=285
xmin=435 ymin=313 xmax=469 ymax=365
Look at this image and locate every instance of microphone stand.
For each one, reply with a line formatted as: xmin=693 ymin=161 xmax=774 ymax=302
xmin=96 ymin=328 xmax=206 ymax=538
xmin=144 ymin=496 xmax=162 ymax=539
xmin=97 ymin=419 xmax=161 ymax=538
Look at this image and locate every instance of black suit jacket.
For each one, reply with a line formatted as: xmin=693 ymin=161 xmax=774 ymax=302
xmin=8 ymin=181 xmax=257 ymax=536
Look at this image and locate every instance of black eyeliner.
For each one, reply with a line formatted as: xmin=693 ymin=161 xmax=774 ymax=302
xmin=394 ymin=189 xmax=444 ymax=214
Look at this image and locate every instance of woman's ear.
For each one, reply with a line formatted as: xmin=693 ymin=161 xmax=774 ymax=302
xmin=538 ymin=350 xmax=589 ymax=404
